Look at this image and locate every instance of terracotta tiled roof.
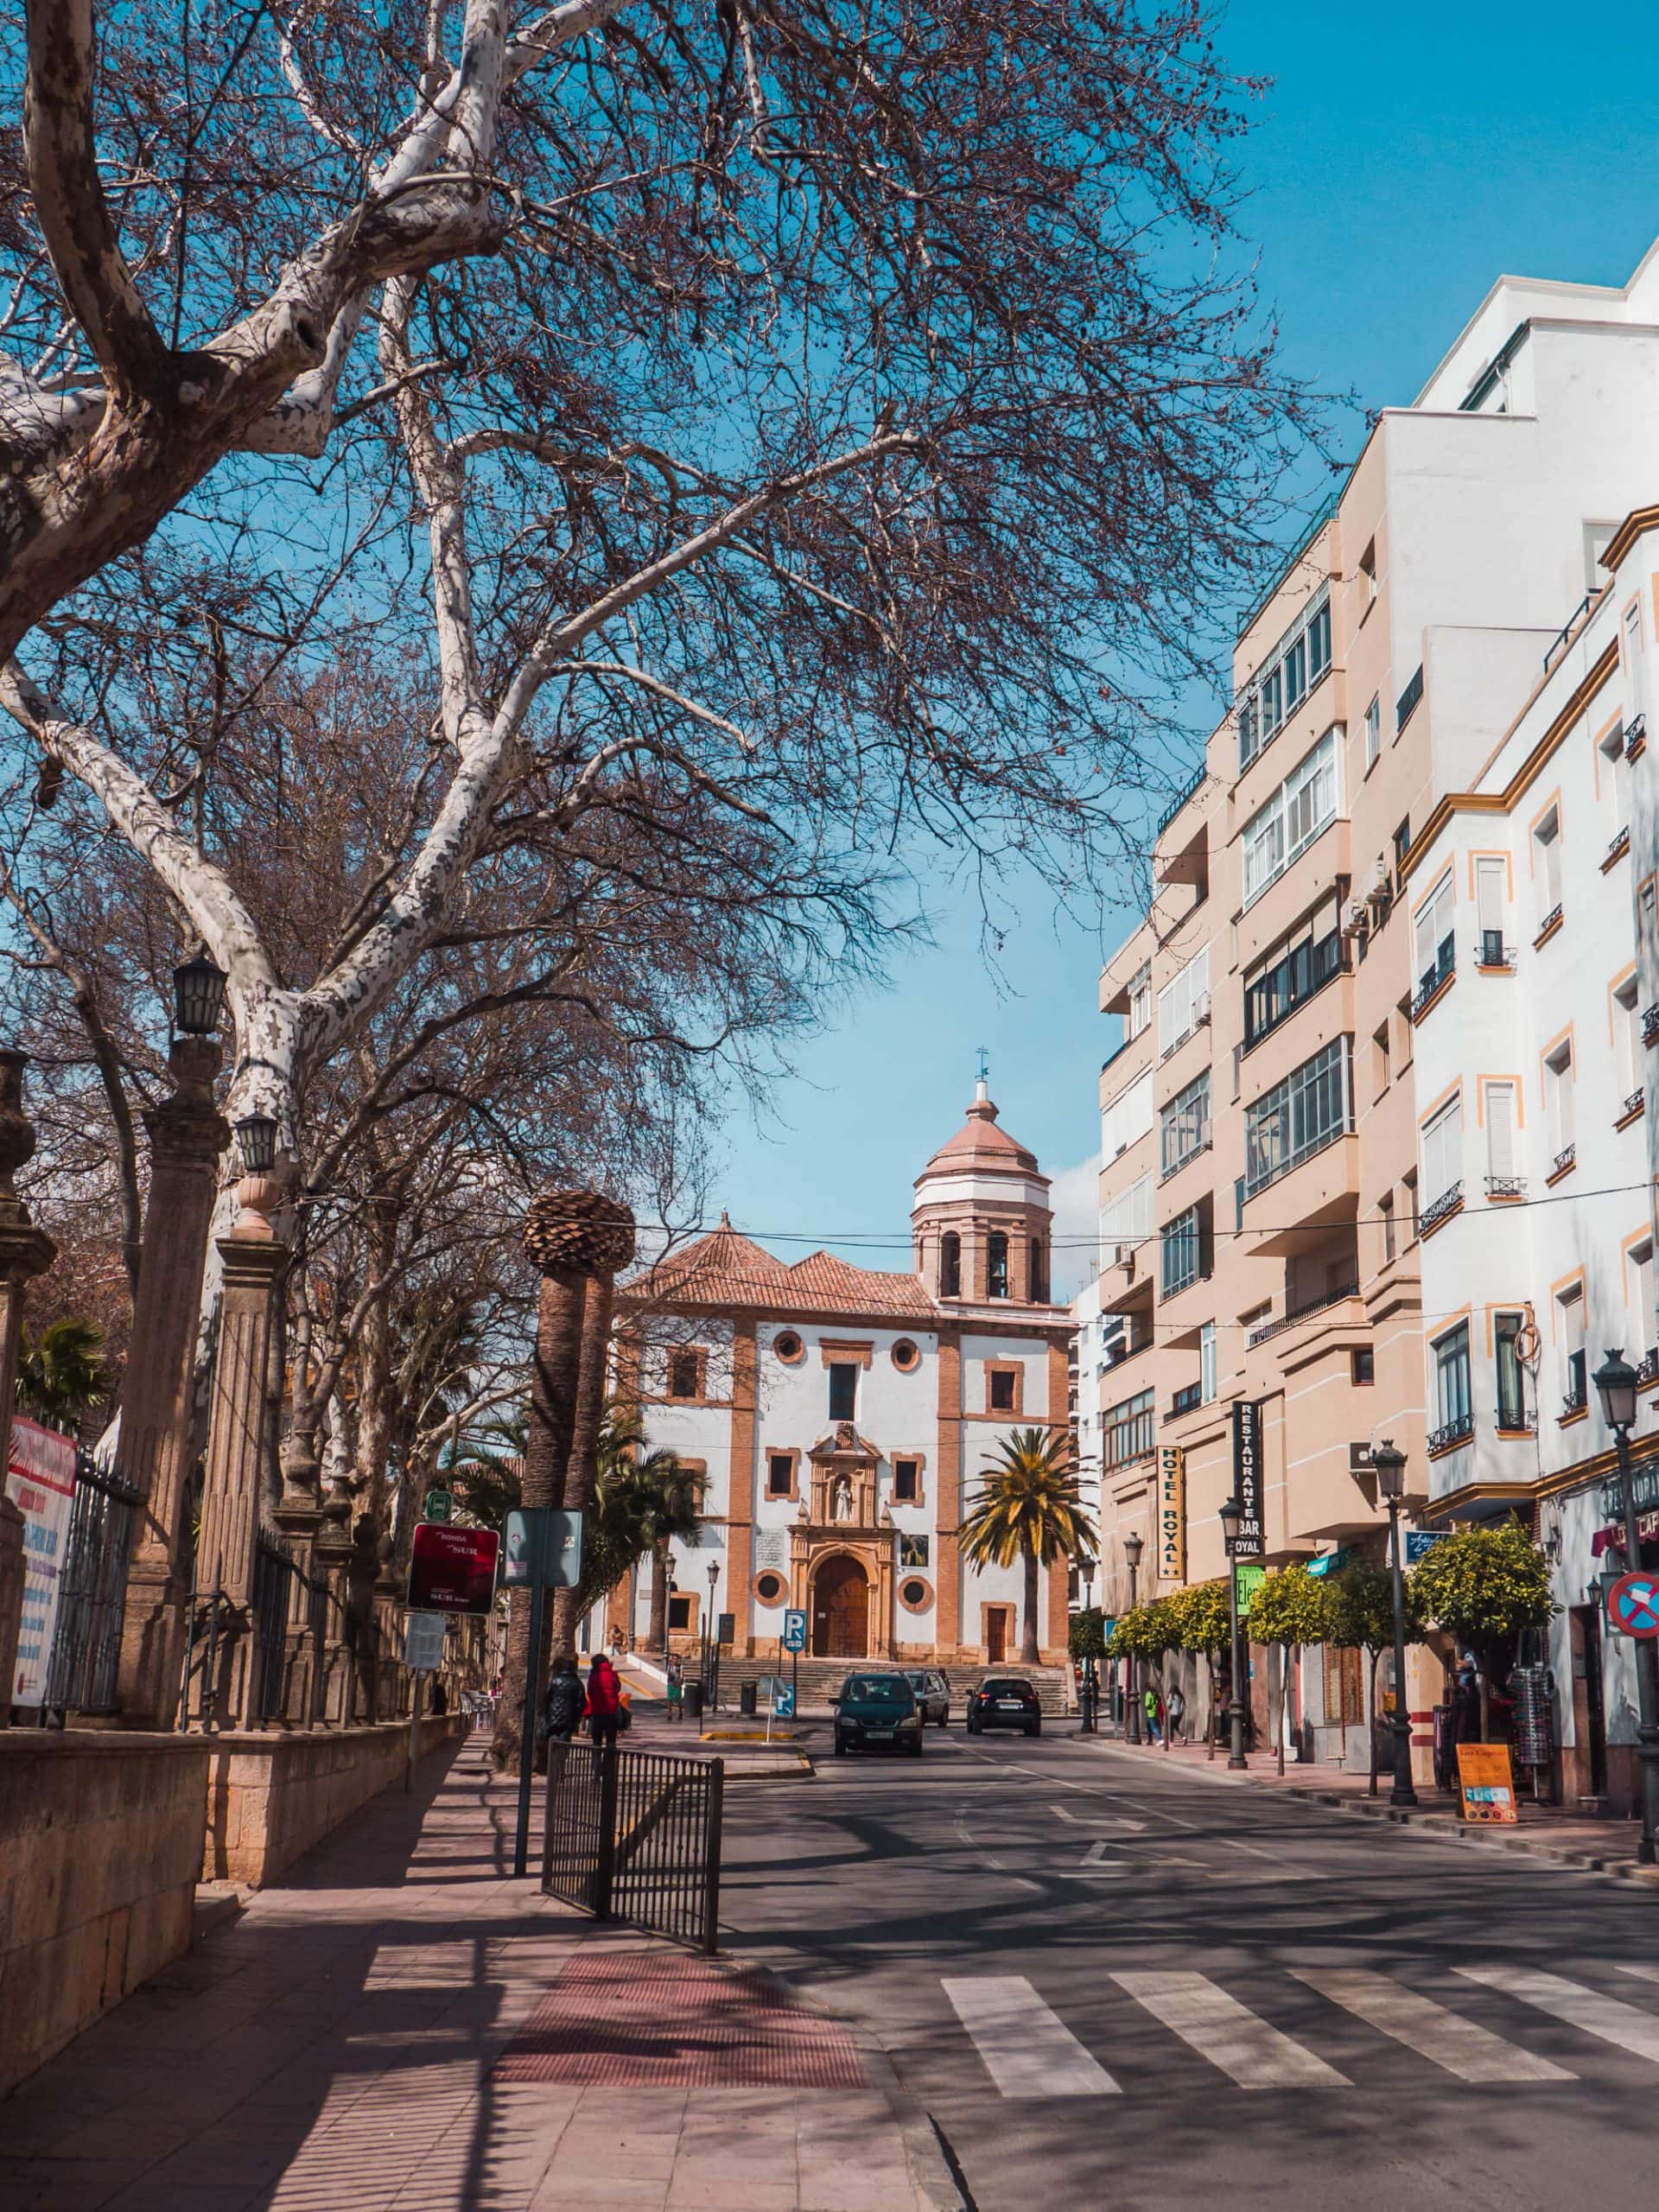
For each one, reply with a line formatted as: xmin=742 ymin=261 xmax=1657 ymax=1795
xmin=626 ymin=1216 xmax=933 ymax=1320
xmin=917 ymin=1090 xmax=1041 ymax=1179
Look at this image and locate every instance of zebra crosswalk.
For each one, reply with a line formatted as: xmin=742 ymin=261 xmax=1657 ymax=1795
xmin=941 ymin=1962 xmax=1659 ymax=2098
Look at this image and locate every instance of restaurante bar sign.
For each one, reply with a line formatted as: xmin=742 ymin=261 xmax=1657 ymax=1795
xmin=1230 ymin=1401 xmax=1264 ymax=1558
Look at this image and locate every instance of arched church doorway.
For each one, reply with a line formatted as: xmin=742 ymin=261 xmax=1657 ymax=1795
xmin=812 ymin=1555 xmax=869 ymax=1658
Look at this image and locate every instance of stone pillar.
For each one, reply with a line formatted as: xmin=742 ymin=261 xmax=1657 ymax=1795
xmin=194 ymin=1165 xmax=288 ymax=1727
xmin=0 ymin=1052 xmax=56 ymax=1719
xmin=115 ymin=1037 xmax=229 ymax=1727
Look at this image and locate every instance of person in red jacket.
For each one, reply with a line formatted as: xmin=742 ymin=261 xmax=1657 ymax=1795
xmin=585 ymin=1653 xmax=624 ymax=1750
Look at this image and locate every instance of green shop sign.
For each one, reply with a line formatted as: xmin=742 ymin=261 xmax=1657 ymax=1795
xmin=1236 ymin=1563 xmax=1267 ymax=1617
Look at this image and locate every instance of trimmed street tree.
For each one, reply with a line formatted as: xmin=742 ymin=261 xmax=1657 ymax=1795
xmin=1412 ymin=1522 xmax=1554 ymax=1741
xmin=961 ymin=1428 xmax=1096 ymax=1667
xmin=1244 ymin=1566 xmax=1332 ymax=1776
xmin=1169 ymin=1578 xmax=1238 ymax=1757
xmin=1326 ymin=1559 xmax=1427 ymax=1795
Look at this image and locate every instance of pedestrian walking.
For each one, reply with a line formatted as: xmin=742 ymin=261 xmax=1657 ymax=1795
xmin=538 ymin=1655 xmax=584 ymax=1745
xmin=665 ymin=1654 xmax=684 ymax=1725
xmin=586 ymin=1652 xmax=625 ymax=1750
xmin=1143 ymin=1683 xmax=1163 ymax=1745
xmin=1166 ymin=1683 xmax=1186 ymax=1746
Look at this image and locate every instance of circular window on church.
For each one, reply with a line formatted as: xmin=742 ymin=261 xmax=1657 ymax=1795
xmin=753 ymin=1571 xmax=786 ymax=1605
xmin=899 ymin=1575 xmax=933 ymax=1612
xmin=773 ymin=1330 xmax=804 ymax=1364
xmin=891 ymin=1338 xmax=920 ymax=1373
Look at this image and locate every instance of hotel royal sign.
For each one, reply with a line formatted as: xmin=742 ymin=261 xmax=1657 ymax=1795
xmin=1157 ymin=1444 xmax=1185 ymax=1584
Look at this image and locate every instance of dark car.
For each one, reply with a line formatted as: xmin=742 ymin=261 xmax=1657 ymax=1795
xmin=905 ymin=1669 xmax=950 ymax=1727
xmin=832 ymin=1671 xmax=924 ymax=1758
xmin=966 ymin=1675 xmax=1042 ymax=1737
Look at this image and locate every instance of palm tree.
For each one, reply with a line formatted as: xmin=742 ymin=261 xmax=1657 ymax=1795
xmin=17 ymin=1318 xmax=108 ymax=1433
xmin=570 ymin=1404 xmax=704 ymax=1631
xmin=959 ymin=1427 xmax=1096 ymax=1667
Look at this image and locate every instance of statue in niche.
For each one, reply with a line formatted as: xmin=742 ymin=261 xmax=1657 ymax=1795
xmin=835 ymin=1421 xmax=855 ymax=1451
xmin=832 ymin=1474 xmax=854 ymax=1522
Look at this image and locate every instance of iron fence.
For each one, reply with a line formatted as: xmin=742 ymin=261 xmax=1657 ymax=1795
xmin=543 ymin=1741 xmax=724 ymax=1954
xmin=43 ymin=1451 xmax=143 ymax=1713
xmin=251 ymin=1529 xmax=296 ymax=1723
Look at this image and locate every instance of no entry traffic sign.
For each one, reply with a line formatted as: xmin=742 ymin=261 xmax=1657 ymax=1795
xmin=408 ymin=1521 xmax=499 ymax=1615
xmin=1606 ymin=1570 xmax=1659 ymax=1639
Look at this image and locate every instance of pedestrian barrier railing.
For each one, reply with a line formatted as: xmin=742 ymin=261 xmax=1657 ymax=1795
xmin=543 ymin=1741 xmax=725 ymax=1955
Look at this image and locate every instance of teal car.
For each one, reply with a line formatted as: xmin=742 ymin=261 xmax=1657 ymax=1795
xmin=831 ymin=1671 xmax=924 ymax=1758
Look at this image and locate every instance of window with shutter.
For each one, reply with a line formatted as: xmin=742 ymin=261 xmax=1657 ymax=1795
xmin=1475 ymin=858 xmax=1507 ymax=963
xmin=1484 ymin=1082 xmax=1516 ymax=1183
xmin=1420 ymin=1096 xmax=1462 ymax=1209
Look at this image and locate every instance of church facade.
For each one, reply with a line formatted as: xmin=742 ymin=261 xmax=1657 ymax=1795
xmin=613 ymin=1083 xmax=1076 ymax=1665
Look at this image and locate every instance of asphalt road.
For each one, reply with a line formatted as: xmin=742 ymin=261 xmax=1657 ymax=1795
xmin=717 ymin=1725 xmax=1659 ymax=2212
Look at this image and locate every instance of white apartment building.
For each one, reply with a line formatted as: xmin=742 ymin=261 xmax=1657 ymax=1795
xmin=1408 ymin=504 xmax=1659 ymax=1809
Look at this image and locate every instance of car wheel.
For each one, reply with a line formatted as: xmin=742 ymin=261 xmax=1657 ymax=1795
xmin=910 ymin=1735 xmax=924 ymax=1758
xmin=834 ymin=1734 xmax=847 ymax=1757
xmin=938 ymin=1713 xmax=948 ymax=1729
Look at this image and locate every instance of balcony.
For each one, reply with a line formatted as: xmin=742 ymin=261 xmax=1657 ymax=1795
xmin=1169 ymin=1382 xmax=1203 ymax=1419
xmin=1547 ymin=1144 xmax=1577 ymax=1185
xmin=1484 ymin=1173 xmax=1527 ymax=1203
xmin=1534 ymin=904 xmax=1564 ymax=950
xmin=1243 ymin=927 xmax=1347 ymax=1054
xmin=1618 ymin=1087 xmax=1646 ymax=1130
xmin=1245 ymin=1277 xmax=1360 ymax=1349
xmin=1603 ymin=824 xmax=1631 ymax=873
xmin=1159 ymin=1130 xmax=1213 ymax=1185
xmin=1396 ymin=664 xmax=1424 ymax=731
xmin=1474 ymin=932 xmax=1516 ymax=972
xmin=1410 ymin=935 xmax=1456 ymax=1022
xmin=1646 ymin=1004 xmax=1659 ymax=1050
xmin=1421 ymin=1181 xmax=1463 ymax=1238
xmin=1155 ymin=761 xmax=1209 ymax=839
xmin=1627 ymin=712 xmax=1648 ymax=763
xmin=1560 ymin=1384 xmax=1588 ymax=1423
xmin=1495 ymin=1404 xmax=1538 ymax=1437
xmin=1427 ymin=1413 xmax=1474 ymax=1458
xmin=1637 ymin=1347 xmax=1658 ymax=1387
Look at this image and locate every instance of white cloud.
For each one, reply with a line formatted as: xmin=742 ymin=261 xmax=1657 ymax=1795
xmin=1046 ymin=1153 xmax=1100 ymax=1303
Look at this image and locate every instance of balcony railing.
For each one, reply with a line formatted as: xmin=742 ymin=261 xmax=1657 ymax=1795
xmin=1421 ymin=1181 xmax=1463 ymax=1234
xmin=1170 ymin=1382 xmax=1203 ymax=1418
xmin=1155 ymin=761 xmax=1209 ymax=838
xmin=1560 ymin=1384 xmax=1588 ymax=1419
xmin=1550 ymin=1143 xmax=1577 ymax=1179
xmin=1626 ymin=712 xmax=1648 ymax=760
xmin=1605 ymin=824 xmax=1631 ymax=869
xmin=1396 ymin=664 xmax=1425 ymax=730
xmin=1645 ymin=1004 xmax=1659 ymax=1050
xmin=1496 ymin=1403 xmax=1537 ymax=1435
xmin=1543 ymin=588 xmax=1596 ymax=674
xmin=1534 ymin=903 xmax=1563 ymax=945
xmin=1484 ymin=1173 xmax=1527 ymax=1201
xmin=1621 ymin=1087 xmax=1645 ymax=1122
xmin=1245 ymin=1277 xmax=1361 ymax=1349
xmin=1427 ymin=1414 xmax=1474 ymax=1455
xmin=1475 ymin=932 xmax=1516 ymax=970
xmin=1637 ymin=1347 xmax=1659 ymax=1386
xmin=1411 ymin=935 xmax=1455 ymax=1020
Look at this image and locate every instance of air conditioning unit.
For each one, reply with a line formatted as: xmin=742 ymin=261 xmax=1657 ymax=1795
xmin=1194 ymin=990 xmax=1211 ymax=1024
xmin=1342 ymin=899 xmax=1370 ymax=938
xmin=1348 ymin=1441 xmax=1374 ymax=1473
xmin=1366 ymin=856 xmax=1393 ymax=906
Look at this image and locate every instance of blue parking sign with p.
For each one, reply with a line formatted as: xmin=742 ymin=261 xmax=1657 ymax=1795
xmin=782 ymin=1608 xmax=807 ymax=1654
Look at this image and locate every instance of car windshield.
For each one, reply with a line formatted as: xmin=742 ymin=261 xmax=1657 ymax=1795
xmin=905 ymin=1672 xmax=929 ymax=1688
xmin=981 ymin=1679 xmax=1032 ymax=1697
xmin=844 ymin=1675 xmax=911 ymax=1702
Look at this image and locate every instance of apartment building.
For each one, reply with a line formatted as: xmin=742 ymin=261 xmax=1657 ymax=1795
xmin=1085 ymin=235 xmax=1659 ymax=1767
xmin=1407 ymin=506 xmax=1659 ymax=1808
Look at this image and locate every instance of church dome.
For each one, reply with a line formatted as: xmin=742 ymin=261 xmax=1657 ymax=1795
xmin=915 ymin=1079 xmax=1041 ymax=1186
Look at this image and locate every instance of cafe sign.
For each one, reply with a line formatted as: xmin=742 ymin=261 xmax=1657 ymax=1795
xmin=1600 ymin=1459 xmax=1659 ymax=1524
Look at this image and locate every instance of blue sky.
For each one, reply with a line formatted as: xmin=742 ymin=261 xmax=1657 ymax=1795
xmin=701 ymin=1 xmax=1659 ymax=1294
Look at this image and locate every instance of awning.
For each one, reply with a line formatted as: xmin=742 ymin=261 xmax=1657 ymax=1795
xmin=1591 ymin=1510 xmax=1659 ymax=1558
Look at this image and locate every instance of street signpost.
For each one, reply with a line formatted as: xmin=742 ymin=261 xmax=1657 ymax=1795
xmin=782 ymin=1607 xmax=806 ymax=1718
xmin=408 ymin=1522 xmax=499 ymax=1614
xmin=402 ymin=1608 xmax=446 ymax=1794
xmin=1606 ymin=1570 xmax=1659 ymax=1639
xmin=423 ymin=1487 xmax=454 ymax=1524
xmin=503 ymin=1508 xmax=587 ymax=1878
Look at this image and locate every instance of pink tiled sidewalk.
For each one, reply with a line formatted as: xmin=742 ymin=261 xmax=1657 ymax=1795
xmin=0 ymin=1738 xmax=953 ymax=2212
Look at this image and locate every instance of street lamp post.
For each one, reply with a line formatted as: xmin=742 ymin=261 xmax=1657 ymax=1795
xmin=705 ymin=1559 xmax=721 ymax=1713
xmin=1079 ymin=1567 xmax=1097 ymax=1735
xmin=1123 ymin=1531 xmax=1143 ymax=1743
xmin=1218 ymin=1497 xmax=1247 ymax=1770
xmin=1594 ymin=1348 xmax=1659 ymax=1864
xmin=1370 ymin=1440 xmax=1420 ymax=1808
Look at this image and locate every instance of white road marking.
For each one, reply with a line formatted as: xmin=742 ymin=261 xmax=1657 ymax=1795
xmin=944 ymin=1976 xmax=1122 ymax=2098
xmin=1456 ymin=1965 xmax=1659 ymax=2065
xmin=1111 ymin=1971 xmax=1349 ymax=2088
xmin=1051 ymin=1808 xmax=1147 ymax=1830
xmin=1611 ymin=1961 xmax=1659 ymax=1987
xmin=1294 ymin=1969 xmax=1573 ymax=2082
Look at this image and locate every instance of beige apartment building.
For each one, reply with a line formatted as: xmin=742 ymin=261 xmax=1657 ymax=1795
xmin=1088 ymin=237 xmax=1659 ymax=1766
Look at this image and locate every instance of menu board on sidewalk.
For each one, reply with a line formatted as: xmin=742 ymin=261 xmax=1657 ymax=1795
xmin=6 ymin=1416 xmax=78 ymax=1706
xmin=1456 ymin=1742 xmax=1519 ymax=1824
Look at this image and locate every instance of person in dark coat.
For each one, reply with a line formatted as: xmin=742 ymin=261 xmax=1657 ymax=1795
xmin=540 ymin=1656 xmax=584 ymax=1745
xmin=586 ymin=1653 xmax=625 ymax=1749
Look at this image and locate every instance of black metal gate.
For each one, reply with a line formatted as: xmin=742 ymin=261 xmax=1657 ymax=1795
xmin=43 ymin=1452 xmax=142 ymax=1714
xmin=543 ymin=1743 xmax=725 ymax=1954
